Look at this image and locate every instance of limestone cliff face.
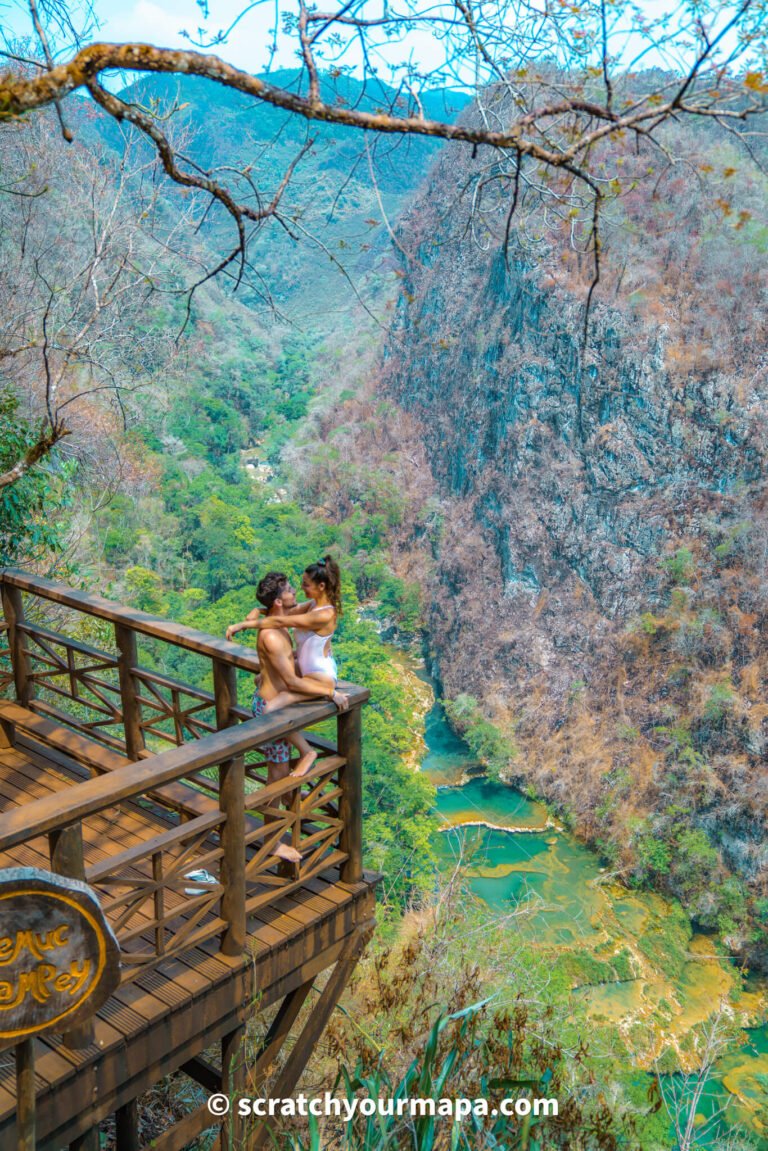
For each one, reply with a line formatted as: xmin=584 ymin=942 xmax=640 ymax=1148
xmin=377 ymin=120 xmax=768 ymax=950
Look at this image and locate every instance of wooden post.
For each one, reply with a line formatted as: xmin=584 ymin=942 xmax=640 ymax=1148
xmin=115 ymin=1100 xmax=140 ymax=1151
xmin=213 ymin=659 xmax=246 ymax=957
xmin=49 ymin=824 xmax=86 ymax=881
xmin=115 ymin=623 xmax=144 ymax=761
xmin=1 ymin=583 xmax=33 ymax=706
xmin=15 ymin=1038 xmax=35 ymax=1151
xmin=49 ymin=825 xmax=94 ymax=1050
xmin=338 ymin=704 xmax=363 ymax=884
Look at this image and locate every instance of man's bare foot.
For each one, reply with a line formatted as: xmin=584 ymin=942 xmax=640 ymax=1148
xmin=273 ymin=842 xmax=302 ymax=864
xmin=332 ymin=690 xmax=349 ymax=712
xmin=290 ymin=750 xmax=318 ymax=779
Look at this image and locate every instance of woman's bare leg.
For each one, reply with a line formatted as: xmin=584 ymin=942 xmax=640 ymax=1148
xmin=263 ymin=676 xmax=348 ymax=776
xmin=284 ymin=729 xmax=318 ymax=778
xmin=263 ymin=675 xmax=349 ymax=714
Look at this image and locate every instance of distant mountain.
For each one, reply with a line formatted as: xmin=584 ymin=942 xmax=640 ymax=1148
xmin=94 ymin=70 xmax=471 ymax=322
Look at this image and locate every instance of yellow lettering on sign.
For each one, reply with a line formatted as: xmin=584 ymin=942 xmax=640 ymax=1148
xmin=0 ymin=923 xmax=71 ymax=965
xmin=68 ymin=960 xmax=91 ymax=996
xmin=0 ymin=960 xmax=92 ymax=1011
xmin=0 ymin=887 xmax=110 ymax=1040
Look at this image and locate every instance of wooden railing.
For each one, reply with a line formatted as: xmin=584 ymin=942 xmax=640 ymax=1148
xmin=0 ymin=569 xmax=367 ymax=980
xmin=0 ymin=567 xmax=268 ymax=756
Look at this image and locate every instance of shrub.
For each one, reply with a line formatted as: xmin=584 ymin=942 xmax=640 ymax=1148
xmin=444 ymin=695 xmax=517 ymax=778
xmin=703 ymin=681 xmax=736 ymax=726
xmin=636 ymin=832 xmax=672 ymax=878
xmin=669 ymin=829 xmax=720 ymax=911
xmin=661 ymin=547 xmax=695 ymax=585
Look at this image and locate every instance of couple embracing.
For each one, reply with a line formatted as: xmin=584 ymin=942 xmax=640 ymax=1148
xmin=226 ymin=557 xmax=347 ymax=861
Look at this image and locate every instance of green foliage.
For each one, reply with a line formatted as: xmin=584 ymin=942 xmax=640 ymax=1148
xmin=754 ymin=898 xmax=768 ymax=927
xmin=444 ymin=694 xmax=516 ymax=779
xmin=635 ymin=830 xmax=672 ymax=878
xmin=0 ymin=392 xmax=71 ymax=564
xmin=635 ymin=903 xmax=692 ymax=981
xmin=595 ymin=766 xmax=632 ymax=825
xmin=638 ymin=612 xmax=661 ymax=636
xmin=702 ymin=680 xmax=736 ymax=726
xmin=713 ymin=521 xmax=751 ymax=561
xmin=714 ymin=877 xmax=751 ymax=937
xmin=554 ymin=950 xmax=634 ymax=987
xmin=125 ymin=566 xmax=169 ymax=614
xmin=332 ymin=598 xmax=437 ymax=907
xmin=670 ymin=828 xmax=720 ymax=908
xmin=351 ymin=560 xmax=423 ymax=637
xmin=290 ymin=1001 xmax=638 ymax=1151
xmin=660 ymin=547 xmax=696 ymax=585
xmin=653 ymin=721 xmax=693 ymax=754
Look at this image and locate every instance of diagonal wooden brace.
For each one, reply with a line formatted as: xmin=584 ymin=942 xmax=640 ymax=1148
xmin=246 ymin=919 xmax=375 ymax=1151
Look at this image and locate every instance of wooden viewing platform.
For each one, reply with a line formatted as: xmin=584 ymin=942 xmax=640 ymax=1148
xmin=0 ymin=568 xmax=375 ymax=1150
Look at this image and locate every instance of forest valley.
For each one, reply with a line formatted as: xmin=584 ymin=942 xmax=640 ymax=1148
xmin=1 ymin=62 xmax=768 ymax=1150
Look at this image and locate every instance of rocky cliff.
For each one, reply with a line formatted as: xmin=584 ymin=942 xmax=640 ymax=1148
xmin=374 ymin=107 xmax=768 ymax=956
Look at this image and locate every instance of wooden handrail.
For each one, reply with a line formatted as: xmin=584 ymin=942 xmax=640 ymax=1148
xmin=0 ymin=567 xmax=262 ymax=672
xmin=0 ymin=568 xmax=369 ymax=981
xmin=0 ymin=690 xmax=368 ymax=851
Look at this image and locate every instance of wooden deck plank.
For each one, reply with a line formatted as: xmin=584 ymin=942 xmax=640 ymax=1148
xmin=1 ymin=743 xmax=177 ymax=848
xmin=250 ymin=895 xmax=342 ymax=954
xmin=0 ymin=752 xmax=240 ymax=999
xmin=0 ymin=764 xmax=71 ymax=806
xmin=0 ymin=876 xmax=376 ymax=1148
xmin=0 ymin=761 xmax=174 ymax=873
xmin=5 ymin=742 xmax=89 ymax=786
xmin=0 ymin=690 xmax=374 ymax=1150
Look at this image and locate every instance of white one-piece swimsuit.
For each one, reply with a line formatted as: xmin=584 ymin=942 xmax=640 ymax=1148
xmin=295 ymin=628 xmax=338 ymax=684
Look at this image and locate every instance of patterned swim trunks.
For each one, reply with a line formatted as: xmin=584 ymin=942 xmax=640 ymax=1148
xmin=251 ymin=692 xmax=291 ymax=764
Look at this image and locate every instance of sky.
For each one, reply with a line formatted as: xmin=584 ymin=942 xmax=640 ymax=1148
xmin=100 ymin=0 xmax=282 ymax=71
xmin=2 ymin=0 xmax=288 ymax=72
xmin=1 ymin=0 xmax=758 ymax=91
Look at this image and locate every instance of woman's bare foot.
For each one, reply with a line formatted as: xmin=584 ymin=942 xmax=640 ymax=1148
xmin=290 ymin=749 xmax=318 ymax=779
xmin=273 ymin=842 xmax=302 ymax=864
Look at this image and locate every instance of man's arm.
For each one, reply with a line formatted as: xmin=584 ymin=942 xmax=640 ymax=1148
xmin=263 ymin=633 xmax=334 ymax=699
xmin=225 ymin=605 xmax=264 ymax=642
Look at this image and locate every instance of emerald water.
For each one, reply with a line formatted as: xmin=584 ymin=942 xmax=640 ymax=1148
xmin=420 ymin=688 xmax=768 ymax=1142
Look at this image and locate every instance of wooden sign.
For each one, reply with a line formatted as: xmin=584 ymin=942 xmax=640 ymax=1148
xmin=0 ymin=867 xmax=120 ymax=1042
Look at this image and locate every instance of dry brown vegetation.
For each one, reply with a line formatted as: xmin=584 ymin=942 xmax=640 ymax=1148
xmin=305 ymin=100 xmax=768 ymax=962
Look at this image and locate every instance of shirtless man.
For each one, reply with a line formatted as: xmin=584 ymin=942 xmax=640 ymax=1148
xmin=241 ymin=571 xmax=342 ymax=864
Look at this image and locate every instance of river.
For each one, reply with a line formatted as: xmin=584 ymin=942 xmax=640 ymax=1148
xmin=418 ymin=683 xmax=768 ymax=1145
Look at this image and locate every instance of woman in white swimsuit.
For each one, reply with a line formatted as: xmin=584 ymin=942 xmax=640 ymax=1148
xmin=251 ymin=556 xmax=347 ymax=776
